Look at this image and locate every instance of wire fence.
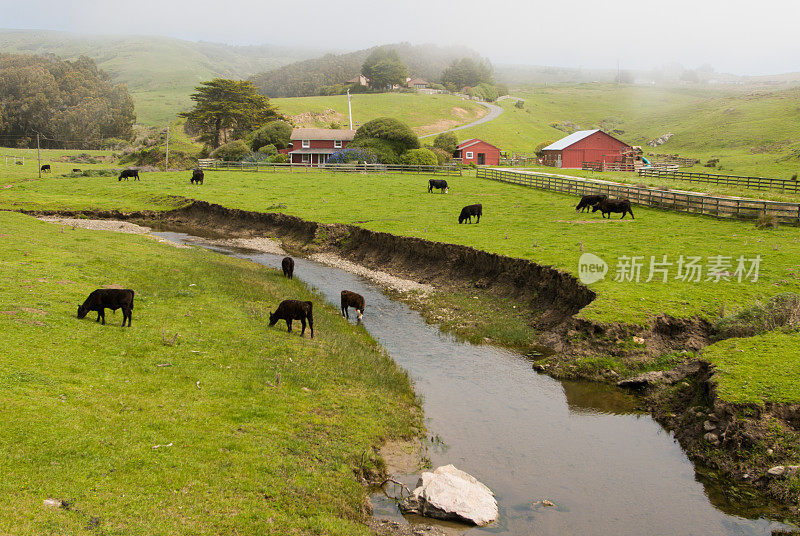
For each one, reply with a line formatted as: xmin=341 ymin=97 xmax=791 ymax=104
xmin=638 ymin=168 xmax=800 ymax=193
xmin=198 ymin=160 xmax=462 ymax=176
xmin=477 ymin=167 xmax=800 ymax=224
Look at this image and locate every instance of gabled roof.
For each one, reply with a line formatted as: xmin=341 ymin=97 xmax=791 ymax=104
xmin=290 ymin=128 xmax=356 ymax=141
xmin=456 ymin=138 xmax=500 ymax=151
xmin=407 ymin=77 xmax=429 ymax=85
xmin=541 ymin=130 xmax=601 ymax=151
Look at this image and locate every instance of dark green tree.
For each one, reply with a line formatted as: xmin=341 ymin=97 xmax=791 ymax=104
xmin=353 ymin=117 xmax=419 ymax=155
xmin=362 ymin=49 xmax=408 ymax=90
xmin=247 ymin=120 xmax=292 ymax=151
xmin=433 ymin=132 xmax=458 ymax=154
xmin=441 ymin=57 xmax=494 ymax=91
xmin=181 ymin=79 xmax=282 ymax=148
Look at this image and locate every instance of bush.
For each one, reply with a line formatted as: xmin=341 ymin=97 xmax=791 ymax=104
xmin=273 ymin=154 xmax=290 ymax=164
xmin=210 ymin=140 xmax=250 ymax=161
xmin=247 ymin=121 xmax=292 ymax=151
xmin=429 ymin=83 xmax=446 ymax=91
xmin=258 ymin=144 xmax=278 ymax=156
xmin=326 ymin=147 xmax=378 ymax=164
xmin=349 ymin=138 xmax=399 ymax=164
xmin=713 ymin=293 xmax=800 ymax=339
xmin=400 ymin=148 xmax=438 ymax=166
xmin=534 ymin=140 xmax=555 ymax=157
xmin=514 ymin=99 xmax=525 ymax=109
xmin=354 ymin=117 xmax=419 ymax=154
xmin=704 ymin=158 xmax=719 ymax=168
xmin=756 ymin=212 xmax=779 ymax=229
xmin=433 ymin=132 xmax=458 ymax=154
xmin=243 ymin=151 xmax=271 ymax=162
xmin=428 ymin=146 xmax=453 ymax=165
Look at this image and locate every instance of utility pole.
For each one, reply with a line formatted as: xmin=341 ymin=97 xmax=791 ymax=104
xmin=37 ymin=133 xmax=41 ymax=179
xmin=165 ymin=126 xmax=170 ymax=171
xmin=347 ymin=89 xmax=353 ymax=130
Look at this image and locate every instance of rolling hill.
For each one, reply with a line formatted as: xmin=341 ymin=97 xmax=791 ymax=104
xmin=0 ymin=29 xmax=325 ymax=125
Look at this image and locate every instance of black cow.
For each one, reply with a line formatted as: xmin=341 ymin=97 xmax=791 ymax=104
xmin=190 ymin=168 xmax=204 ymax=184
xmin=341 ymin=290 xmax=365 ymax=321
xmin=118 ymin=169 xmax=140 ymax=181
xmin=40 ymin=164 xmax=51 ymax=172
xmin=592 ymin=198 xmax=634 ymax=219
xmin=428 ymin=179 xmax=449 ymax=193
xmin=77 ymin=288 xmax=134 ymax=327
xmin=282 ymin=256 xmax=294 ymax=279
xmin=269 ymin=300 xmax=313 ymax=338
xmin=458 ymin=203 xmax=482 ymax=224
xmin=575 ymin=194 xmax=607 ymax=212
xmin=72 ymin=168 xmax=81 ymax=173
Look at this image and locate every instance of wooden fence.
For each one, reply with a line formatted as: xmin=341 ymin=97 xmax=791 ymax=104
xmin=639 ymin=168 xmax=800 ymax=193
xmin=197 ymin=160 xmax=461 ymax=176
xmin=477 ymin=167 xmax=800 ymax=224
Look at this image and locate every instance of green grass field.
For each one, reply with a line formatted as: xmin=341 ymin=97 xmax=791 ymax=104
xmin=0 ymin=211 xmax=417 ymax=535
xmin=453 ymin=84 xmax=800 ymax=178
xmin=272 ymin=93 xmax=486 ymax=136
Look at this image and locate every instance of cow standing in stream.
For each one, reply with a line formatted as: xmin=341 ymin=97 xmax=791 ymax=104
xmin=341 ymin=290 xmax=365 ymax=321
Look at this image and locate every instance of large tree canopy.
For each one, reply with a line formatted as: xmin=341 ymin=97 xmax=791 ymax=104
xmin=441 ymin=57 xmax=494 ymax=91
xmin=362 ymin=49 xmax=408 ymax=90
xmin=181 ymin=79 xmax=282 ymax=148
xmin=353 ymin=117 xmax=419 ymax=156
xmin=0 ymin=53 xmax=135 ymax=148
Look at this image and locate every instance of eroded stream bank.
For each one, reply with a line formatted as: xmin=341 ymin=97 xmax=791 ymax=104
xmin=147 ymin=229 xmax=793 ymax=535
xmin=29 ymin=202 xmax=800 ymax=524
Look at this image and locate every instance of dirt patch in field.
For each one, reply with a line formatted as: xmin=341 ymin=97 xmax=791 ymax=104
xmin=556 ymin=219 xmax=636 ymax=224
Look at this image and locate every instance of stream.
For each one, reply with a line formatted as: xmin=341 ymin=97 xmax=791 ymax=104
xmin=154 ymin=230 xmax=795 ymax=536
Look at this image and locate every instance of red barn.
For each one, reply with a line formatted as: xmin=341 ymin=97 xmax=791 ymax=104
xmin=540 ymin=130 xmax=631 ymax=169
xmin=287 ymin=128 xmax=356 ymax=165
xmin=454 ymin=139 xmax=501 ymax=166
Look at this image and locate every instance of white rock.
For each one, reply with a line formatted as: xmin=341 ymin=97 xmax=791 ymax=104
xmin=400 ymin=464 xmax=498 ymax=526
xmin=767 ymin=465 xmax=786 ymax=476
xmin=703 ymin=420 xmax=717 ymax=431
xmin=43 ymin=498 xmax=64 ymax=509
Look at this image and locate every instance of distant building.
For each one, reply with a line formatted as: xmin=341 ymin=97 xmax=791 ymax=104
xmin=540 ymin=130 xmax=631 ymax=169
xmin=406 ymin=77 xmax=429 ymax=89
xmin=454 ymin=139 xmax=501 ymax=166
xmin=347 ymin=75 xmax=369 ymax=87
xmin=287 ymin=128 xmax=356 ymax=165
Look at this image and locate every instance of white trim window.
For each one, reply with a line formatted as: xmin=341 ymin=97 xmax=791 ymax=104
xmin=302 ymin=140 xmax=310 ymax=148
xmin=302 ymin=154 xmax=310 ymax=163
xmin=334 ymin=140 xmax=342 ymax=149
xmin=465 ymin=151 xmax=473 ymax=159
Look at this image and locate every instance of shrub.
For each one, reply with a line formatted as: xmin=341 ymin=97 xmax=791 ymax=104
xmin=514 ymin=99 xmax=525 ymax=109
xmin=433 ymin=132 xmax=458 ymax=154
xmin=534 ymin=140 xmax=555 ymax=157
xmin=258 ymin=144 xmax=278 ymax=156
xmin=429 ymin=83 xmax=446 ymax=91
xmin=400 ymin=148 xmax=438 ymax=166
xmin=756 ymin=212 xmax=779 ymax=229
xmin=704 ymin=158 xmax=719 ymax=168
xmin=428 ymin=146 xmax=453 ymax=165
xmin=210 ymin=140 xmax=250 ymax=161
xmin=243 ymin=151 xmax=271 ymax=162
xmin=326 ymin=147 xmax=378 ymax=164
xmin=713 ymin=293 xmax=800 ymax=339
xmin=273 ymin=154 xmax=290 ymax=164
xmin=349 ymin=138 xmax=400 ymax=164
xmin=247 ymin=121 xmax=292 ymax=151
xmin=791 ymin=173 xmax=798 ymax=181
xmin=354 ymin=117 xmax=419 ymax=154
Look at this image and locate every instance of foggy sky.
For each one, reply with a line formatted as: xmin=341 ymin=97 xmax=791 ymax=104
xmin=2 ymin=0 xmax=798 ymax=75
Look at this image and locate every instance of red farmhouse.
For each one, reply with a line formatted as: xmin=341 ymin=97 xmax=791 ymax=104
xmin=454 ymin=139 xmax=501 ymax=166
xmin=540 ymin=130 xmax=631 ymax=169
xmin=287 ymin=128 xmax=356 ymax=165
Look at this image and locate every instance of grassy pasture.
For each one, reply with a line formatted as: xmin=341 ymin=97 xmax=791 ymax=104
xmin=0 ymin=211 xmax=417 ymax=534
xmin=2 ymin=169 xmax=799 ymax=328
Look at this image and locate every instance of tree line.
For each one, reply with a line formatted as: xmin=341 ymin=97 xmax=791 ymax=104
xmin=0 ymin=53 xmax=135 ymax=148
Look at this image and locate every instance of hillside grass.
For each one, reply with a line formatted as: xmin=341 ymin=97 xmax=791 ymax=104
xmin=0 ymin=211 xmax=417 ymax=535
xmin=272 ymin=93 xmax=486 ymax=135
xmin=455 ymin=84 xmax=800 ymax=178
xmin=2 ymin=170 xmax=799 ymax=327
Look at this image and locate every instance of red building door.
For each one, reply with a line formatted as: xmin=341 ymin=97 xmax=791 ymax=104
xmin=478 ymin=153 xmax=485 ymax=165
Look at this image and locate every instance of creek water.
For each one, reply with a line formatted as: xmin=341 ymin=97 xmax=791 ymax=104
xmin=155 ymin=230 xmax=794 ymax=536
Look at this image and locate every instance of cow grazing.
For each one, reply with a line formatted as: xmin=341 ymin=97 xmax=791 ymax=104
xmin=341 ymin=290 xmax=365 ymax=321
xmin=77 ymin=288 xmax=134 ymax=327
xmin=458 ymin=204 xmax=483 ymax=224
xmin=592 ymin=198 xmax=634 ymax=219
xmin=575 ymin=194 xmax=607 ymax=212
xmin=40 ymin=164 xmax=51 ymax=172
xmin=72 ymin=168 xmax=81 ymax=173
xmin=269 ymin=300 xmax=313 ymax=338
xmin=282 ymin=256 xmax=294 ymax=279
xmin=190 ymin=168 xmax=204 ymax=184
xmin=118 ymin=169 xmax=140 ymax=181
xmin=428 ymin=179 xmax=449 ymax=193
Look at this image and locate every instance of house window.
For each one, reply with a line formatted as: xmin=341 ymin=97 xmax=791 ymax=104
xmin=334 ymin=140 xmax=342 ymax=148
xmin=302 ymin=154 xmax=310 ymax=163
xmin=302 ymin=140 xmax=310 ymax=148
xmin=465 ymin=151 xmax=473 ymax=159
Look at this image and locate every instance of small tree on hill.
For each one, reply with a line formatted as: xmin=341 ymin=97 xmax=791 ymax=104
xmin=433 ymin=132 xmax=458 ymax=154
xmin=181 ymin=79 xmax=282 ymax=148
